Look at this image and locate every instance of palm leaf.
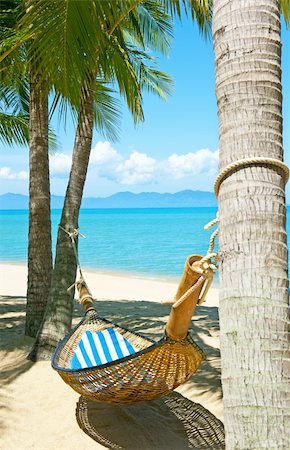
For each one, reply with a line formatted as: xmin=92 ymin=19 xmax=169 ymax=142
xmin=0 ymin=111 xmax=29 ymax=146
xmin=11 ymin=0 xmax=143 ymax=104
xmin=93 ymin=81 xmax=121 ymax=142
xmin=126 ymin=45 xmax=173 ymax=99
xmin=162 ymin=0 xmax=211 ymax=37
xmin=0 ymin=81 xmax=29 ymax=116
xmin=281 ymin=0 xmax=290 ymax=26
xmin=126 ymin=0 xmax=173 ymax=55
xmin=101 ymin=34 xmax=144 ymax=123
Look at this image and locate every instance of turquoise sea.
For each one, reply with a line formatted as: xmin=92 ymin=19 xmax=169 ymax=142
xmin=0 ymin=207 xmax=289 ymax=280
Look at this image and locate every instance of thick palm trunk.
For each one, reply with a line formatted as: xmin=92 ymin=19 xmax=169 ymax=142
xmin=212 ymin=1 xmax=289 ymax=448
xmin=29 ymin=77 xmax=95 ymax=360
xmin=25 ymin=70 xmax=52 ymax=338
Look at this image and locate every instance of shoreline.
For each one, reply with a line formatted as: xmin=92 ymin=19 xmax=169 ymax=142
xmin=0 ymin=261 xmax=219 ymax=306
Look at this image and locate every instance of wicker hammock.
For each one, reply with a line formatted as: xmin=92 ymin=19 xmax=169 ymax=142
xmin=52 ymin=253 xmax=216 ymax=404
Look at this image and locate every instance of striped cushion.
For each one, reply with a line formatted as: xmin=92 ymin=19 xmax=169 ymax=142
xmin=70 ymin=328 xmax=137 ymax=370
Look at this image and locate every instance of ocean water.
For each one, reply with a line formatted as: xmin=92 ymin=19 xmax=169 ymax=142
xmin=0 ymin=207 xmax=289 ymax=280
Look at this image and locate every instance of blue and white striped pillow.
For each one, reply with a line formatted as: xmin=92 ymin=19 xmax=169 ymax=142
xmin=70 ymin=328 xmax=137 ymax=370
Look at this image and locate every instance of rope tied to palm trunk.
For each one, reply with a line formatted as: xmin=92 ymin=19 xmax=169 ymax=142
xmin=58 ymin=225 xmax=92 ymax=300
xmin=214 ymin=157 xmax=289 ymax=196
xmin=193 ymin=157 xmax=289 ymax=304
xmin=164 ymin=216 xmax=219 ymax=308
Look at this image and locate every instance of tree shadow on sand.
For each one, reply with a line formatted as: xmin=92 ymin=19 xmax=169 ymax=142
xmin=1 ymin=296 xmax=222 ymax=406
xmin=76 ymin=392 xmax=225 ymax=450
xmin=74 ymin=300 xmax=224 ymax=449
xmin=0 ymin=296 xmax=35 ymax=386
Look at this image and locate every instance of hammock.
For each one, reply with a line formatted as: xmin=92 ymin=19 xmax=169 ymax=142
xmin=52 ymin=227 xmax=218 ymax=404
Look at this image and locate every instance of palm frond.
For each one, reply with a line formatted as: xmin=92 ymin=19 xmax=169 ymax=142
xmin=0 ymin=111 xmax=29 ymax=146
xmin=0 ymin=0 xmax=24 ymax=30
xmin=0 ymin=81 xmax=29 ymax=116
xmin=102 ymin=35 xmax=144 ymax=123
xmin=127 ymin=1 xmax=173 ymax=55
xmin=12 ymin=0 xmax=141 ymax=104
xmin=48 ymin=127 xmax=58 ymax=152
xmin=93 ymin=81 xmax=121 ymax=142
xmin=137 ymin=65 xmax=173 ymax=100
xmin=48 ymin=82 xmax=120 ymax=145
xmin=126 ymin=45 xmax=173 ymax=99
xmin=281 ymin=0 xmax=290 ymax=26
xmin=162 ymin=0 xmax=212 ymax=37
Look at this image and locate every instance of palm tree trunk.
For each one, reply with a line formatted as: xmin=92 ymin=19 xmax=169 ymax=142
xmin=29 ymin=76 xmax=95 ymax=360
xmin=212 ymin=1 xmax=289 ymax=448
xmin=25 ymin=69 xmax=52 ymax=338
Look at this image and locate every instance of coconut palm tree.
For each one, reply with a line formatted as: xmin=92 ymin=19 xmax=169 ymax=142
xmin=0 ymin=0 xmax=56 ymax=338
xmin=25 ymin=63 xmax=53 ymax=338
xmin=2 ymin=0 xmax=211 ymax=354
xmin=1 ymin=0 xmax=172 ymax=340
xmin=27 ymin=1 xmax=211 ymax=360
xmin=28 ymin=2 xmax=176 ymax=360
xmin=212 ymin=0 xmax=289 ymax=447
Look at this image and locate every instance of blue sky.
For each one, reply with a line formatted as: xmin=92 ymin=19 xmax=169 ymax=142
xmin=0 ymin=16 xmax=289 ymax=198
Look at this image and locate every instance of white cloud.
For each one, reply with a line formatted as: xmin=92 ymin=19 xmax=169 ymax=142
xmin=49 ymin=152 xmax=72 ymax=177
xmin=116 ymin=151 xmax=157 ymax=185
xmin=90 ymin=141 xmax=121 ymax=165
xmin=45 ymin=142 xmax=218 ymax=188
xmin=167 ymin=149 xmax=219 ymax=179
xmin=90 ymin=143 xmax=157 ymax=186
xmin=0 ymin=166 xmax=29 ymax=180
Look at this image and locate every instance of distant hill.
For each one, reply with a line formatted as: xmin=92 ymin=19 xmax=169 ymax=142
xmin=0 ymin=190 xmax=218 ymax=210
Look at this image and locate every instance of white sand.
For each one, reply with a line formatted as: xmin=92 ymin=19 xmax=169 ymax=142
xmin=0 ymin=262 xmax=222 ymax=450
xmin=0 ymin=262 xmax=219 ymax=306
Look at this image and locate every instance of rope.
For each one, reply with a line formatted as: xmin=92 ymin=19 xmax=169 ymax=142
xmin=214 ymin=157 xmax=289 ymax=196
xmin=171 ymin=158 xmax=289 ymax=308
xmin=59 ymin=218 xmax=220 ymax=309
xmin=204 ymin=214 xmax=219 ymax=265
xmin=172 ymin=253 xmax=217 ymax=309
xmin=165 ymin=217 xmax=219 ymax=308
xmin=58 ymin=225 xmax=91 ymax=295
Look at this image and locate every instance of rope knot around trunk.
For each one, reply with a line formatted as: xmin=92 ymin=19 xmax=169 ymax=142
xmin=59 ymin=225 xmax=87 ymax=289
xmin=214 ymin=157 xmax=289 ymax=196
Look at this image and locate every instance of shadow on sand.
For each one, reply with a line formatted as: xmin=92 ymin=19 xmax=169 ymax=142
xmin=73 ymin=300 xmax=224 ymax=449
xmin=0 ymin=296 xmax=35 ymax=385
xmin=1 ymin=297 xmax=222 ymax=407
xmin=76 ymin=392 xmax=225 ymax=450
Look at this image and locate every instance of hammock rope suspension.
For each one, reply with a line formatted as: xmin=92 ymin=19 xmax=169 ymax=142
xmin=59 ymin=225 xmax=91 ymax=296
xmin=53 ymin=221 xmax=219 ymax=403
xmin=171 ymin=216 xmax=219 ymax=309
xmin=52 ymin=142 xmax=289 ymax=404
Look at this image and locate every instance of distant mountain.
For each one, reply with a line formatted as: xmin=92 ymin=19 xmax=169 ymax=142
xmin=0 ymin=193 xmax=26 ymax=209
xmin=81 ymin=190 xmax=217 ymax=208
xmin=0 ymin=193 xmax=64 ymax=210
xmin=0 ymin=190 xmax=217 ymax=210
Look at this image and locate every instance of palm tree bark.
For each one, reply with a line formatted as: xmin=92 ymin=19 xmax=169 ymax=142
xmin=212 ymin=0 xmax=289 ymax=448
xmin=25 ymin=69 xmax=52 ymax=338
xmin=29 ymin=75 xmax=95 ymax=360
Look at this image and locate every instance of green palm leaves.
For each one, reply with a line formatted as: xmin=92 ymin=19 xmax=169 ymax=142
xmin=1 ymin=0 xmax=212 ymax=351
xmin=7 ymin=0 xmax=173 ymax=121
xmin=281 ymin=0 xmax=290 ymax=25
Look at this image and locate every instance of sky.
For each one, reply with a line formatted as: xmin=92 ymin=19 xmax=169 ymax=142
xmin=0 ymin=15 xmax=289 ymax=199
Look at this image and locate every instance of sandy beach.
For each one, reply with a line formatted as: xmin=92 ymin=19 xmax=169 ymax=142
xmin=0 ymin=262 xmax=220 ymax=306
xmin=0 ymin=263 xmax=223 ymax=450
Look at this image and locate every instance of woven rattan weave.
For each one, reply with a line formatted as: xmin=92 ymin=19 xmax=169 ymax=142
xmin=52 ymin=310 xmax=205 ymax=403
xmin=52 ymin=229 xmax=218 ymax=403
